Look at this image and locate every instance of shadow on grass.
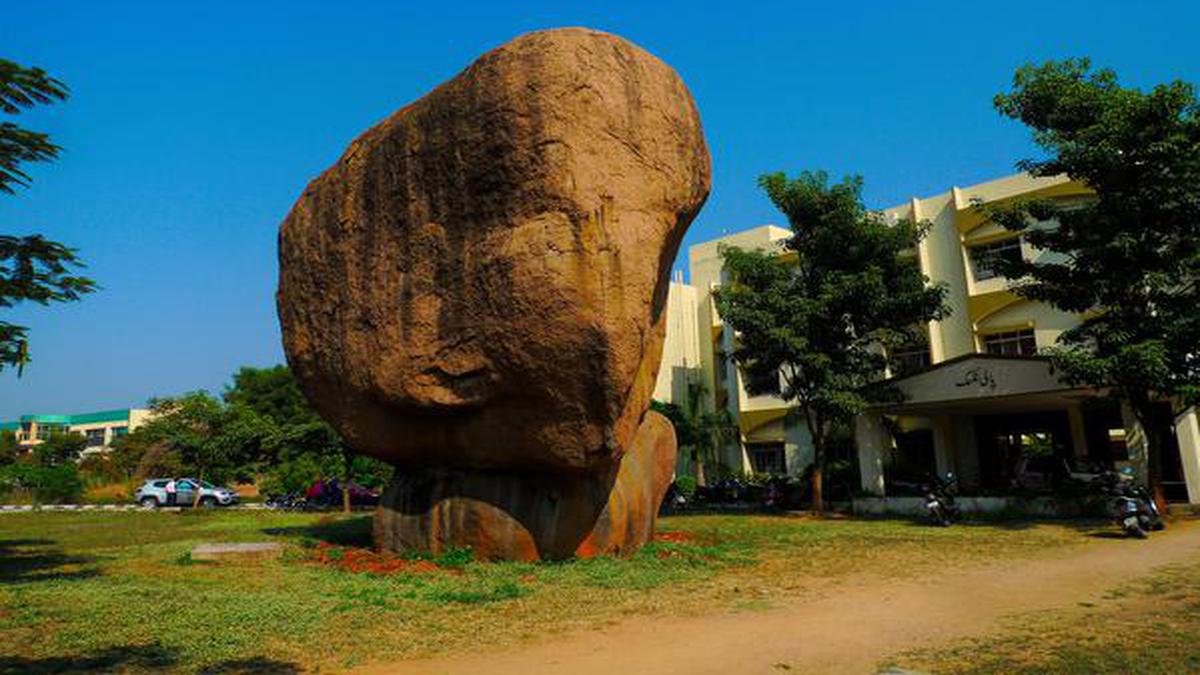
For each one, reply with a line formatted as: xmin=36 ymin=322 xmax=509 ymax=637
xmin=0 ymin=643 xmax=176 ymax=674
xmin=0 ymin=539 xmax=100 ymax=585
xmin=0 ymin=644 xmax=300 ymax=675
xmin=262 ymin=515 xmax=373 ymax=548
xmin=199 ymin=656 xmax=302 ymax=674
xmin=834 ymin=510 xmax=1111 ymax=532
xmin=898 ymin=516 xmax=1112 ymax=532
xmin=1087 ymin=531 xmax=1141 ymax=540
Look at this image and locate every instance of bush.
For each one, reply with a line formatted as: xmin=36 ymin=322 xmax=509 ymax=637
xmin=134 ymin=443 xmax=184 ymax=479
xmin=259 ymin=453 xmax=327 ymax=496
xmin=34 ymin=432 xmax=87 ymax=467
xmin=1 ymin=462 xmax=85 ymax=504
xmin=78 ymin=453 xmax=124 ymax=484
xmin=0 ymin=430 xmax=18 ymax=466
xmin=673 ymin=475 xmax=697 ymax=498
xmin=259 ymin=453 xmax=393 ymax=497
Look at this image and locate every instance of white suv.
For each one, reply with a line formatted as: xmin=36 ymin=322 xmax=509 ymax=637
xmin=133 ymin=478 xmax=239 ymax=508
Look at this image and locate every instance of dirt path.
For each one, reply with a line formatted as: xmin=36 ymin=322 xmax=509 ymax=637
xmin=362 ymin=521 xmax=1200 ymax=675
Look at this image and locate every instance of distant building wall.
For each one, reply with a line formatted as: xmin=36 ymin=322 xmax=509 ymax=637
xmin=652 ymin=279 xmax=702 ymax=405
xmin=5 ymin=408 xmax=154 ymax=452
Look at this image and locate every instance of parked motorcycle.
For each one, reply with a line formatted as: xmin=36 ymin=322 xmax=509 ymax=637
xmin=693 ymin=477 xmax=748 ymax=505
xmin=264 ymin=492 xmax=307 ymax=511
xmin=922 ymin=473 xmax=961 ymax=526
xmin=1096 ymin=468 xmax=1164 ymax=539
xmin=762 ymin=474 xmax=807 ymax=510
xmin=660 ymin=481 xmax=690 ymax=512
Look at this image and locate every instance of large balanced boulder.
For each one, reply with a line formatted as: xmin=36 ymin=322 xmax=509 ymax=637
xmin=277 ymin=27 xmax=710 ymax=559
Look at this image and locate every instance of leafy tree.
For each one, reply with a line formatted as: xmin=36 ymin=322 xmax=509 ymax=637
xmin=131 ymin=441 xmax=185 ymax=481
xmin=0 ymin=429 xmax=17 ymax=465
xmin=121 ymin=366 xmax=393 ymax=510
xmin=2 ymin=462 xmax=83 ymax=505
xmin=33 ymin=431 xmax=86 ymax=467
xmin=0 ymin=432 xmax=85 ymax=505
xmin=651 ymin=379 xmax=736 ymax=487
xmin=108 ymin=431 xmax=160 ymax=481
xmin=714 ymin=171 xmax=949 ymax=512
xmin=77 ymin=452 xmax=124 ymax=485
xmin=1 ymin=58 xmax=95 ymax=374
xmin=134 ymin=392 xmax=273 ymax=505
xmin=223 ymin=365 xmax=391 ymax=512
xmin=989 ymin=59 xmax=1200 ymax=500
xmin=224 ymin=365 xmax=314 ymax=425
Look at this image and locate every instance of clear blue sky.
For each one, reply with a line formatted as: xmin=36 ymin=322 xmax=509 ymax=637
xmin=2 ymin=1 xmax=1198 ymax=418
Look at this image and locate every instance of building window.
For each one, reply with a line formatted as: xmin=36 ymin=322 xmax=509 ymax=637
xmin=110 ymin=426 xmax=129 ymax=440
xmin=85 ymin=429 xmax=107 ymax=447
xmin=748 ymin=443 xmax=786 ymax=475
xmin=743 ymin=367 xmax=780 ymax=396
xmin=891 ymin=339 xmax=931 ymax=376
xmin=969 ymin=237 xmax=1023 ymax=281
xmin=1107 ymin=428 xmax=1129 ymax=460
xmin=36 ymin=423 xmax=66 ymax=440
xmin=983 ymin=329 xmax=1037 ymax=357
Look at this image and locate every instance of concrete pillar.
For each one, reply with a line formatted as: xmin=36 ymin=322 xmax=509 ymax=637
xmin=784 ymin=420 xmax=814 ymax=476
xmin=1174 ymin=407 xmax=1200 ymax=504
xmin=952 ymin=416 xmax=980 ymax=490
xmin=1120 ymin=400 xmax=1150 ymax=488
xmin=855 ymin=412 xmax=889 ymax=496
xmin=1067 ymin=404 xmax=1089 ymax=458
xmin=726 ymin=437 xmax=752 ymax=477
xmin=931 ymin=415 xmax=956 ymax=477
xmin=719 ymin=323 xmax=741 ymax=417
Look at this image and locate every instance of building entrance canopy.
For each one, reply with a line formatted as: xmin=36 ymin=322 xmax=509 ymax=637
xmin=855 ymin=354 xmax=1126 ymax=499
xmin=869 ymin=354 xmax=1096 ymax=416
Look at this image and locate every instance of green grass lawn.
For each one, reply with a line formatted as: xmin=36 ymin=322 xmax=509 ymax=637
xmin=0 ymin=510 xmax=1093 ymax=673
xmin=884 ymin=561 xmax=1200 ymax=674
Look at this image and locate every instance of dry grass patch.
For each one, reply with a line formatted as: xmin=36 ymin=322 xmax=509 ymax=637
xmin=0 ymin=510 xmax=1094 ymax=672
xmin=883 ymin=561 xmax=1200 ymax=674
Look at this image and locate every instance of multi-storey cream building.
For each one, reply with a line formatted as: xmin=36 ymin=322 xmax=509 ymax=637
xmin=1 ymin=408 xmax=154 ymax=454
xmin=654 ymin=172 xmax=1200 ymax=504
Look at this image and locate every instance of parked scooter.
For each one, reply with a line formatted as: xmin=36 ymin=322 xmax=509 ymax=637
xmin=1096 ymin=467 xmax=1165 ymax=539
xmin=922 ymin=473 xmax=961 ymax=526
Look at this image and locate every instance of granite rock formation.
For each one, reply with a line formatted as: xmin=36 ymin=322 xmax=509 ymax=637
xmin=277 ymin=27 xmax=710 ymax=559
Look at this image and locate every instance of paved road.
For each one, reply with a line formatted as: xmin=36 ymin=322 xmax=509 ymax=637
xmin=0 ymin=503 xmax=374 ymax=513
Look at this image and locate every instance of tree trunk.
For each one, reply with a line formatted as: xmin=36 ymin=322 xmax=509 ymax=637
xmin=342 ymin=452 xmax=353 ymax=514
xmin=811 ymin=461 xmax=824 ymax=514
xmin=1129 ymin=394 xmax=1168 ymax=514
xmin=801 ymin=406 xmax=826 ymax=515
xmin=811 ymin=428 xmax=826 ymax=515
xmin=193 ymin=470 xmax=204 ymax=508
xmin=692 ymin=448 xmax=706 ymax=487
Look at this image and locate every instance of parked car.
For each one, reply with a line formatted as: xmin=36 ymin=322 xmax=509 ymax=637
xmin=133 ymin=478 xmax=239 ymax=508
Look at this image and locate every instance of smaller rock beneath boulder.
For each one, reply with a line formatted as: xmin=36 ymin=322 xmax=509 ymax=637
xmin=191 ymin=542 xmax=283 ymax=562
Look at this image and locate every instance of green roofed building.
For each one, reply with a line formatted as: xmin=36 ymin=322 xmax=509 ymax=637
xmin=1 ymin=408 xmax=154 ymax=452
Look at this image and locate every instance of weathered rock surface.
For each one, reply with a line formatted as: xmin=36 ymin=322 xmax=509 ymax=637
xmin=277 ymin=27 xmax=709 ymax=559
xmin=374 ymin=410 xmax=677 ymax=561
